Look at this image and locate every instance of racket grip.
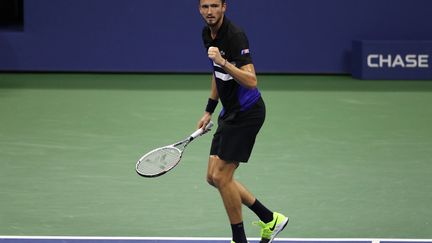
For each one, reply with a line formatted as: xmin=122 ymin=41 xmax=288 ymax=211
xmin=191 ymin=121 xmax=214 ymax=139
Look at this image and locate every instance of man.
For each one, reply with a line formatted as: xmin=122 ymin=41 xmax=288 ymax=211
xmin=196 ymin=0 xmax=289 ymax=243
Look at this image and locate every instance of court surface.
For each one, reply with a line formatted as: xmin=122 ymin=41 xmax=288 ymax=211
xmin=0 ymin=237 xmax=431 ymax=243
xmin=0 ymin=73 xmax=431 ymax=240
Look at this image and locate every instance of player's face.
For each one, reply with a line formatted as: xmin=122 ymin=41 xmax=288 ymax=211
xmin=199 ymin=0 xmax=226 ymax=27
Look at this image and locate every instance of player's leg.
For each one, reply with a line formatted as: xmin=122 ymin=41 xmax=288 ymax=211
xmin=234 ymin=181 xmax=272 ymax=221
xmin=207 ymin=155 xmax=247 ymax=243
xmin=208 ymin=156 xmax=242 ymax=223
xmin=208 ymin=161 xmax=273 ymax=221
xmin=234 ymin=176 xmax=289 ymax=243
xmin=207 ymin=156 xmax=288 ymax=243
xmin=234 ymin=180 xmax=255 ymax=205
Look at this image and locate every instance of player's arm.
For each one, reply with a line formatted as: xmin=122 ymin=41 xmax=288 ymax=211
xmin=209 ymin=73 xmax=219 ymax=101
xmin=223 ymin=61 xmax=257 ymax=89
xmin=208 ymin=47 xmax=257 ymax=89
xmin=197 ymin=75 xmax=219 ymax=129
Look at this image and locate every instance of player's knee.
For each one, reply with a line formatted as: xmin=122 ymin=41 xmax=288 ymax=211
xmin=207 ymin=155 xmax=234 ymax=188
xmin=206 ymin=174 xmax=216 ymax=187
xmin=206 ymin=155 xmax=219 ymax=188
xmin=210 ymin=171 xmax=229 ymax=188
xmin=206 ymin=172 xmax=223 ymax=188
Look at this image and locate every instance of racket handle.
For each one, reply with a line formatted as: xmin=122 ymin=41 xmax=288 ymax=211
xmin=191 ymin=121 xmax=214 ymax=139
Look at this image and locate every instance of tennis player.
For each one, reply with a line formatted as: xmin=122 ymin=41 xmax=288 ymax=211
xmin=196 ymin=0 xmax=289 ymax=242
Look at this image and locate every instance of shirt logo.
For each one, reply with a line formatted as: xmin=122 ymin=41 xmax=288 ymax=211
xmin=241 ymin=49 xmax=250 ymax=55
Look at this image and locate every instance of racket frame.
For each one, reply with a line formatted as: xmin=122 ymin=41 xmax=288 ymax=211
xmin=135 ymin=121 xmax=214 ymax=178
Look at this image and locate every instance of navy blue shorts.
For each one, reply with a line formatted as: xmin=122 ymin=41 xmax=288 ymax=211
xmin=210 ymin=97 xmax=266 ymax=163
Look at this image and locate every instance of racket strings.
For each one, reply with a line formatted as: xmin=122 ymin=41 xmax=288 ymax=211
xmin=136 ymin=147 xmax=181 ymax=176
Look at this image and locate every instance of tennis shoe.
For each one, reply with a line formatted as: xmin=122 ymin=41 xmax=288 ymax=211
xmin=254 ymin=212 xmax=289 ymax=243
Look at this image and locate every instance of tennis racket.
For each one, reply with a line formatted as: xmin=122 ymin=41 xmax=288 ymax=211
xmin=135 ymin=121 xmax=214 ymax=178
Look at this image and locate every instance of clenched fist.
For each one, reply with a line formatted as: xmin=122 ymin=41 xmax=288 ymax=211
xmin=208 ymin=46 xmax=226 ymax=67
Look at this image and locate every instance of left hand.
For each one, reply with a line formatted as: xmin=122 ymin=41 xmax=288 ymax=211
xmin=208 ymin=47 xmax=225 ymax=66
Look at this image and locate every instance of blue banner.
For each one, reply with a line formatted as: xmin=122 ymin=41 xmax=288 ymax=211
xmin=352 ymin=41 xmax=432 ymax=80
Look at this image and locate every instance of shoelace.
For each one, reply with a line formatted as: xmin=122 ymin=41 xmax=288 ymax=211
xmin=252 ymin=220 xmax=273 ymax=238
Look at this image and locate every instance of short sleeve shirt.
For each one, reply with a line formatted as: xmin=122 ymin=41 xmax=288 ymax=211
xmin=202 ymin=17 xmax=261 ymax=114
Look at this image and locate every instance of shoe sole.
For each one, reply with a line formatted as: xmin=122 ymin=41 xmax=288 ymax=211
xmin=268 ymin=216 xmax=289 ymax=243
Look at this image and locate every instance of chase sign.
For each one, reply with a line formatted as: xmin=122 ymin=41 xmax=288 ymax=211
xmin=352 ymin=41 xmax=432 ymax=80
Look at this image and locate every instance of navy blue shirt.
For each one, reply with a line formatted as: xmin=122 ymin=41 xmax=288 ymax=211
xmin=202 ymin=17 xmax=261 ymax=115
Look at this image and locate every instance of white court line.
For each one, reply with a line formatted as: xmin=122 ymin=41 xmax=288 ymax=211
xmin=0 ymin=236 xmax=431 ymax=241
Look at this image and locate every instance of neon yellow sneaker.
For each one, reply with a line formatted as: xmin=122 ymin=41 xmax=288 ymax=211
xmin=254 ymin=212 xmax=289 ymax=243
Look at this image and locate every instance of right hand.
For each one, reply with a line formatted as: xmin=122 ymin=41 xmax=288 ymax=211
xmin=197 ymin=112 xmax=212 ymax=130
